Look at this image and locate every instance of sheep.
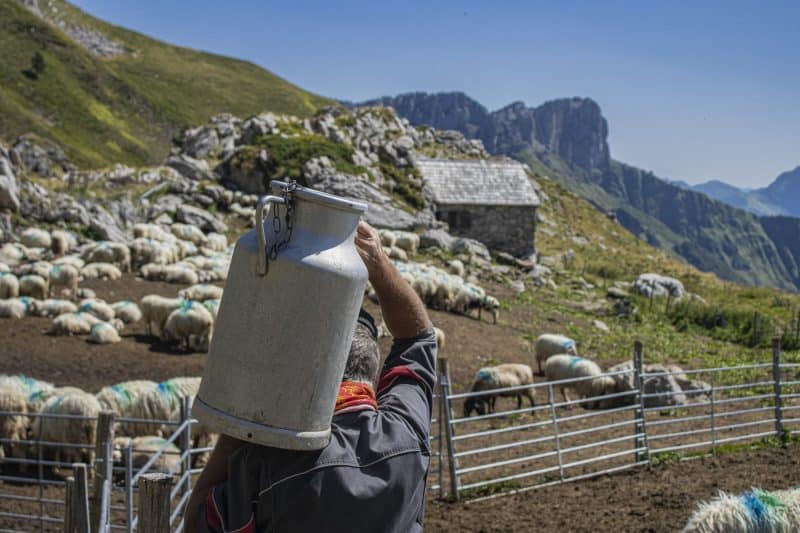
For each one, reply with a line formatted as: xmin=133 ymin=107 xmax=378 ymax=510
xmin=140 ymin=263 xmax=167 ymax=281
xmin=81 ymin=262 xmax=122 ymax=280
xmin=447 ymin=259 xmax=465 ymax=278
xmin=127 ymin=378 xmax=200 ymax=436
xmin=202 ymin=299 xmax=220 ymax=321
xmin=178 ymin=284 xmax=223 ymax=302
xmin=163 ymin=264 xmax=199 ymax=285
xmin=48 ymin=264 xmax=79 ymax=296
xmin=0 ymin=383 xmax=29 ymax=460
xmin=0 ymin=272 xmax=19 ymax=298
xmin=50 ymin=312 xmax=101 ymax=335
xmin=96 ymin=380 xmax=159 ymax=419
xmin=682 ymin=487 xmax=800 ymax=533
xmin=394 ymin=231 xmax=420 ymax=254
xmin=0 ymin=243 xmax=27 ymax=267
xmin=434 ymin=327 xmax=445 ymax=351
xmin=174 ymin=239 xmax=198 ymax=260
xmin=20 ymin=228 xmax=51 ymax=249
xmin=75 ymin=287 xmax=96 ymax=300
xmin=162 ymin=301 xmax=214 ymax=351
xmin=112 ymin=436 xmax=181 ymax=474
xmin=133 ymin=223 xmax=174 ymax=242
xmin=32 ymin=390 xmax=102 ymax=467
xmin=132 ymin=239 xmax=177 ymax=267
xmin=479 ymin=295 xmax=500 ymax=324
xmin=171 ymin=223 xmax=207 ymax=246
xmin=534 ymin=334 xmax=578 ymax=375
xmin=0 ymin=297 xmax=37 ymax=319
xmin=205 ymin=233 xmax=228 ymax=252
xmin=140 ymin=295 xmax=184 ymax=335
xmin=463 ymin=364 xmax=536 ymax=417
xmin=384 ymin=246 xmax=408 ymax=261
xmin=50 ymin=230 xmax=77 ymax=256
xmin=35 ymin=299 xmax=78 ymax=317
xmin=19 ymin=274 xmax=48 ymax=300
xmin=544 ymin=355 xmax=616 ymax=406
xmin=0 ymin=262 xmax=8 ymax=272
xmin=83 ymin=242 xmax=132 ymax=272
xmin=111 ymin=301 xmax=142 ymax=324
xmin=53 ymin=254 xmax=85 ymax=270
xmin=78 ymin=299 xmax=115 ymax=322
xmin=378 ymin=229 xmax=397 ymax=248
xmin=88 ymin=321 xmax=122 ymax=344
xmin=160 ymin=394 xmax=216 ymax=461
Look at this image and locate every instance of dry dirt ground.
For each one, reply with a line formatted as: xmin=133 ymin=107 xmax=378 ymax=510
xmin=2 ymin=275 xmax=798 ymax=532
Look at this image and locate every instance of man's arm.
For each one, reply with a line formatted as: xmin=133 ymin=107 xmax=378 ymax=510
xmin=184 ymin=435 xmax=245 ymax=533
xmin=355 ymin=222 xmax=430 ymax=338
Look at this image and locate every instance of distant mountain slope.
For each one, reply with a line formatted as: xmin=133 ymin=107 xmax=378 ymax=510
xmin=757 ymin=166 xmax=800 ymax=217
xmin=0 ymin=0 xmax=331 ymax=169
xmin=691 ymin=180 xmax=787 ymax=216
xmin=360 ymin=91 xmax=800 ymax=292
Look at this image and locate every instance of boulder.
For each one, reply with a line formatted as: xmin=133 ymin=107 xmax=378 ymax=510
xmin=420 ymin=229 xmax=455 ymax=251
xmin=633 ymin=273 xmax=685 ymax=299
xmin=176 ymin=205 xmax=228 ymax=233
xmin=87 ymin=204 xmax=127 ymax=243
xmin=182 ymin=126 xmax=219 ymax=159
xmin=0 ymin=157 xmax=20 ymax=211
xmin=165 ymin=154 xmax=215 ymax=181
xmin=452 ymin=238 xmax=490 ymax=260
xmin=10 ymin=135 xmax=73 ymax=176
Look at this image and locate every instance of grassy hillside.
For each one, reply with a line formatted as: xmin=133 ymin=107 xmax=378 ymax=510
xmin=0 ymin=0 xmax=331 ymax=169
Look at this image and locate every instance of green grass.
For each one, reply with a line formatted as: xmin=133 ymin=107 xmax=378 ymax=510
xmin=0 ymin=0 xmax=332 ymax=169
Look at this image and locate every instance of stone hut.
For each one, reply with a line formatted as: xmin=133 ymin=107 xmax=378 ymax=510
xmin=417 ymin=158 xmax=540 ymax=257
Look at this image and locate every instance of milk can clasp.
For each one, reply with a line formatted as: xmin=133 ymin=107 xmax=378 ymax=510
xmin=256 ymin=182 xmax=296 ymax=276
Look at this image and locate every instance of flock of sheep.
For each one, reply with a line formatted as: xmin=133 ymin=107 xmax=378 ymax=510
xmin=0 ymin=373 xmax=212 ymax=476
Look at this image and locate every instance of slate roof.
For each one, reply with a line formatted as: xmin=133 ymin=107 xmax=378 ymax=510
xmin=417 ymin=158 xmax=540 ymax=207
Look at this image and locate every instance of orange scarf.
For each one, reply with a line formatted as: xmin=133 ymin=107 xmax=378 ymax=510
xmin=334 ymin=381 xmax=377 ymax=415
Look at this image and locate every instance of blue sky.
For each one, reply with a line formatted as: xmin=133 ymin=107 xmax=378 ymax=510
xmin=73 ymin=0 xmax=799 ymax=188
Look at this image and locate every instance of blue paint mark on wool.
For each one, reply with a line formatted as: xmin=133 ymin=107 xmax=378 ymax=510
xmin=568 ymin=356 xmax=583 ymax=369
xmin=561 ymin=340 xmax=576 ymax=350
xmin=476 ymin=369 xmax=495 ymax=383
xmin=741 ymin=492 xmax=766 ymax=523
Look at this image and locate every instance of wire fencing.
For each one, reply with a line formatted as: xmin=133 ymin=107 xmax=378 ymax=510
xmin=434 ymin=338 xmax=800 ymax=501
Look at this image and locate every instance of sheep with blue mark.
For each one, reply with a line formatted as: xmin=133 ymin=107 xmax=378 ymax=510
xmin=140 ymin=295 xmax=185 ymax=335
xmin=79 ymin=298 xmax=115 ymax=322
xmin=19 ymin=274 xmax=48 ymax=300
xmin=127 ymin=377 xmax=200 ymax=436
xmin=463 ymin=363 xmax=536 ymax=417
xmin=178 ymin=283 xmax=224 ymax=302
xmin=81 ymin=262 xmax=122 ymax=280
xmin=88 ymin=321 xmax=122 ymax=344
xmin=35 ymin=299 xmax=78 ymax=317
xmin=0 ymin=272 xmax=19 ymax=299
xmin=20 ymin=228 xmax=51 ymax=249
xmin=534 ymin=333 xmax=578 ymax=375
xmin=31 ymin=389 xmax=102 ymax=469
xmin=0 ymin=297 xmax=38 ymax=319
xmin=682 ymin=487 xmax=800 ymax=532
xmin=171 ymin=223 xmax=207 ymax=246
xmin=544 ymin=355 xmax=616 ymax=406
xmin=48 ymin=264 xmax=79 ymax=297
xmin=49 ymin=311 xmax=101 ymax=336
xmin=0 ymin=382 xmax=29 ymax=461
xmin=111 ymin=300 xmax=143 ymax=325
xmin=161 ymin=300 xmax=214 ymax=351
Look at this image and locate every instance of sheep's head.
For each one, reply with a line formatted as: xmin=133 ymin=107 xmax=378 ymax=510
xmin=463 ymin=396 xmax=487 ymax=417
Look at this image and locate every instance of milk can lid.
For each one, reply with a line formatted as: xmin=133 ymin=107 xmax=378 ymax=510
xmin=271 ymin=180 xmax=368 ymax=214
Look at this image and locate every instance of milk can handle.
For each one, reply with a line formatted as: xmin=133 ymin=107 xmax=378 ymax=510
xmin=256 ymin=195 xmax=288 ymax=276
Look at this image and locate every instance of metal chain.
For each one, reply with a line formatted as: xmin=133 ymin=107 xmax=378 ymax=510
xmin=269 ymin=180 xmax=297 ymax=260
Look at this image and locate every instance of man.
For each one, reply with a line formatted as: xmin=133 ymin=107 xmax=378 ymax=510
xmin=185 ymin=221 xmax=436 ymax=532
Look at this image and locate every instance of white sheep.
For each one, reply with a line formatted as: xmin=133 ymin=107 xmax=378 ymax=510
xmin=434 ymin=327 xmax=446 ymax=352
xmin=0 ymin=374 xmax=55 ymax=410
xmin=50 ymin=312 xmax=101 ymax=335
xmin=394 ymin=231 xmax=420 ymax=254
xmin=133 ymin=223 xmax=174 ymax=242
xmin=81 ymin=262 xmax=122 ymax=280
xmin=132 ymin=239 xmax=177 ymax=267
xmin=205 ymin=233 xmax=228 ymax=252
xmin=378 ymin=229 xmax=397 ymax=248
xmin=52 ymin=254 xmax=85 ymax=270
xmin=178 ymin=284 xmax=223 ymax=301
xmin=0 ymin=243 xmax=27 ymax=267
xmin=163 ymin=264 xmax=199 ymax=285
xmin=32 ymin=389 xmax=102 ymax=467
xmin=35 ymin=299 xmax=78 ymax=317
xmin=20 ymin=228 xmax=51 ymax=249
xmin=140 ymin=263 xmax=167 ymax=281
xmin=0 ymin=383 xmax=29 ymax=460
xmin=96 ymin=380 xmax=158 ymax=420
xmin=202 ymin=299 xmax=220 ymax=321
xmin=0 ymin=297 xmax=37 ymax=319
xmin=171 ymin=223 xmax=207 ymax=246
xmin=127 ymin=378 xmax=200 ymax=436
xmin=682 ymin=487 xmax=800 ymax=533
xmin=160 ymin=394 xmax=216 ymax=467
xmin=48 ymin=264 xmax=79 ymax=296
xmin=447 ymin=259 xmax=465 ymax=278
xmin=162 ymin=302 xmax=214 ymax=351
xmin=111 ymin=301 xmax=142 ymax=324
xmin=113 ymin=436 xmax=181 ymax=474
xmin=88 ymin=321 xmax=122 ymax=344
xmin=19 ymin=274 xmax=48 ymax=300
xmin=75 ymin=287 xmax=96 ymax=300
xmin=0 ymin=263 xmax=8 ymax=272
xmin=463 ymin=363 xmax=536 ymax=417
xmin=140 ymin=295 xmax=184 ymax=335
xmin=78 ymin=299 xmax=115 ymax=322
xmin=544 ymin=355 xmax=616 ymax=405
xmin=50 ymin=230 xmax=77 ymax=256
xmin=174 ymin=239 xmax=198 ymax=260
xmin=534 ymin=334 xmax=578 ymax=375
xmin=0 ymin=272 xmax=19 ymax=298
xmin=83 ymin=242 xmax=131 ymax=272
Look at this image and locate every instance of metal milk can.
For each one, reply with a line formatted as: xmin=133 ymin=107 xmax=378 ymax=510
xmin=193 ymin=180 xmax=368 ymax=450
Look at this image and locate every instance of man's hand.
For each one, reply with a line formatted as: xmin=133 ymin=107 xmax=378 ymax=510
xmin=355 ymin=221 xmax=389 ymax=282
xmin=355 ymin=221 xmax=430 ymax=339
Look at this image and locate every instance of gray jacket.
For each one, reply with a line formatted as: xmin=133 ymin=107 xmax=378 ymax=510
xmin=198 ymin=330 xmax=437 ymax=533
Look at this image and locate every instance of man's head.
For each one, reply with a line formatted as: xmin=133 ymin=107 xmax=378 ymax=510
xmin=342 ymin=309 xmax=380 ymax=385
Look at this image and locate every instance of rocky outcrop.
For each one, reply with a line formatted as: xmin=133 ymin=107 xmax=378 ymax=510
xmin=0 ymin=150 xmax=20 ymax=212
xmin=357 ymin=92 xmax=609 ymax=171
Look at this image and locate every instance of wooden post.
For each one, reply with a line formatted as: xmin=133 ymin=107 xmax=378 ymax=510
xmin=65 ymin=463 xmax=91 ymax=533
xmin=138 ymin=473 xmax=173 ymax=533
xmin=438 ymin=357 xmax=459 ymax=501
xmin=772 ymin=337 xmax=785 ymax=442
xmin=91 ymin=410 xmax=115 ymax=533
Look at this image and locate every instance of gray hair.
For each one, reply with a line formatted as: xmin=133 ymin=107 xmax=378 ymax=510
xmin=342 ymin=324 xmax=380 ymax=385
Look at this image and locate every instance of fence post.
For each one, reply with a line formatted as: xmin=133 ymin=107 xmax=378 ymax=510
xmin=180 ymin=396 xmax=193 ymax=500
xmin=91 ymin=410 xmax=115 ymax=533
xmin=773 ymin=337 xmax=785 ymax=442
xmin=138 ymin=473 xmax=173 ymax=533
xmin=547 ymin=384 xmax=564 ymax=481
xmin=709 ymin=370 xmax=717 ymax=455
xmin=124 ymin=444 xmax=134 ymax=533
xmin=437 ymin=383 xmax=444 ymax=499
xmin=633 ymin=341 xmax=648 ymax=464
xmin=438 ymin=356 xmax=459 ymax=501
xmin=65 ymin=463 xmax=91 ymax=533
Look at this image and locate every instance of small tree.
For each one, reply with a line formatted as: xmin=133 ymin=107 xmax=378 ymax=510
xmin=31 ymin=51 xmax=46 ymax=78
